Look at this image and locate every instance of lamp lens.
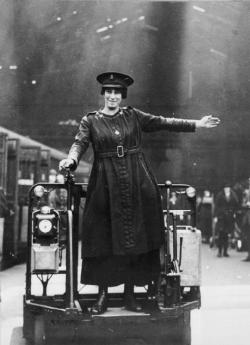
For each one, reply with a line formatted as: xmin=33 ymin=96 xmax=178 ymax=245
xmin=186 ymin=186 xmax=196 ymax=198
xmin=34 ymin=185 xmax=45 ymax=198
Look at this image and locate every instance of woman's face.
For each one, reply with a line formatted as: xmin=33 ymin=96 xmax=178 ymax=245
xmin=104 ymin=88 xmax=122 ymax=110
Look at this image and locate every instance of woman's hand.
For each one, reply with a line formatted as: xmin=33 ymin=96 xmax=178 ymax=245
xmin=196 ymin=115 xmax=220 ymax=128
xmin=59 ymin=158 xmax=75 ymax=171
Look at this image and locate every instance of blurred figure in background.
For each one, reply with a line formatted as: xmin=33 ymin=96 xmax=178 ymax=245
xmin=214 ymin=183 xmax=239 ymax=257
xmin=197 ymin=189 xmax=214 ymax=243
xmin=48 ymin=171 xmax=67 ymax=211
xmin=0 ymin=187 xmax=11 ymax=219
xmin=56 ymin=173 xmax=67 ymax=211
xmin=241 ymin=178 xmax=250 ymax=261
xmin=48 ymin=169 xmax=57 ymax=183
xmin=56 ymin=173 xmax=65 ymax=184
xmin=169 ymin=191 xmax=182 ymax=209
xmin=0 ymin=187 xmax=13 ymax=291
xmin=168 ymin=191 xmax=184 ymax=225
xmin=48 ymin=169 xmax=59 ymax=209
xmin=233 ymin=181 xmax=245 ymax=206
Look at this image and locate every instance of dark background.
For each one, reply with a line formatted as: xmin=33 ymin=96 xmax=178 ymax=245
xmin=1 ymin=0 xmax=250 ymax=192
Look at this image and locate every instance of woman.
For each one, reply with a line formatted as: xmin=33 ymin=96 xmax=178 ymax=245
xmin=59 ymin=72 xmax=220 ymax=314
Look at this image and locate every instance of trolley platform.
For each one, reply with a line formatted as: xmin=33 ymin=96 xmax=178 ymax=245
xmin=24 ymin=292 xmax=199 ymax=345
xmin=23 ymin=178 xmax=201 ymax=345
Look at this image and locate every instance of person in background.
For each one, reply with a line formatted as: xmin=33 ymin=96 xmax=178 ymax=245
xmin=0 ymin=186 xmax=13 ymax=303
xmin=59 ymin=71 xmax=220 ymax=314
xmin=169 ymin=191 xmax=185 ymax=225
xmin=48 ymin=169 xmax=57 ymax=183
xmin=48 ymin=169 xmax=59 ymax=209
xmin=197 ymin=190 xmax=214 ymax=243
xmin=48 ymin=171 xmax=67 ymax=211
xmin=56 ymin=173 xmax=67 ymax=211
xmin=214 ymin=183 xmax=239 ymax=257
xmin=241 ymin=178 xmax=250 ymax=261
xmin=233 ymin=181 xmax=244 ymax=206
xmin=0 ymin=187 xmax=11 ymax=219
xmin=169 ymin=191 xmax=181 ymax=209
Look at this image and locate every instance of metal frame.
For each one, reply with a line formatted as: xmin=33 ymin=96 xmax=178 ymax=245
xmin=23 ymin=177 xmax=200 ymax=344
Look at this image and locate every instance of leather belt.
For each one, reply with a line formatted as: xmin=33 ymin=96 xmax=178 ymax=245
xmin=96 ymin=146 xmax=141 ymax=158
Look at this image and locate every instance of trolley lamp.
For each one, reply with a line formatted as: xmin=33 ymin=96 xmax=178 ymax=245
xmin=186 ymin=186 xmax=196 ymax=198
xmin=33 ymin=185 xmax=46 ymax=198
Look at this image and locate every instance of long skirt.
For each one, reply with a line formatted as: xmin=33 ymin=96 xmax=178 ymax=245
xmin=81 ymin=249 xmax=161 ymax=286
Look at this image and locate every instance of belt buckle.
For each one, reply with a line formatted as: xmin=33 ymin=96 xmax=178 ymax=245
xmin=117 ymin=145 xmax=124 ymax=158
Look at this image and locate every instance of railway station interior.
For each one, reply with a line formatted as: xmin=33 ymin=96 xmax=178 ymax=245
xmin=1 ymin=1 xmax=250 ymax=345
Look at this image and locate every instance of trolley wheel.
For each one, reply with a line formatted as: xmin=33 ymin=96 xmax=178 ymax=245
xmin=34 ymin=314 xmax=46 ymax=345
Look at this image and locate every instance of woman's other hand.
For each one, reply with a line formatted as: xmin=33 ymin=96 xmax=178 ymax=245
xmin=196 ymin=115 xmax=220 ymax=128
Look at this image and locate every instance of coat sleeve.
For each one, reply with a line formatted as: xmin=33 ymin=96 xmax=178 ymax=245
xmin=214 ymin=195 xmax=221 ymax=217
xmin=133 ymin=107 xmax=196 ymax=132
xmin=67 ymin=115 xmax=90 ymax=167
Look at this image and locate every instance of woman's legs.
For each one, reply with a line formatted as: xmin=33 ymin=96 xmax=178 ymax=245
xmin=91 ymin=285 xmax=108 ymax=315
xmin=82 ymin=250 xmax=161 ymax=314
xmin=124 ymin=279 xmax=142 ymax=312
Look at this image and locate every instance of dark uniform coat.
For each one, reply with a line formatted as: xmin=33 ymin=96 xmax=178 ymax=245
xmin=214 ymin=189 xmax=239 ymax=234
xmin=68 ymin=106 xmax=196 ymax=258
xmin=241 ymin=189 xmax=250 ymax=254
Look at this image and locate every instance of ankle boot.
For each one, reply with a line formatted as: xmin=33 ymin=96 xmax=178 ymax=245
xmin=217 ymin=247 xmax=222 ymax=257
xmin=124 ymin=282 xmax=142 ymax=312
xmin=223 ymin=244 xmax=229 ymax=257
xmin=91 ymin=286 xmax=108 ymax=315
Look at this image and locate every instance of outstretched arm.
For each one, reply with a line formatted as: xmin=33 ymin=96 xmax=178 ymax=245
xmin=195 ymin=115 xmax=220 ymax=129
xmin=134 ymin=108 xmax=220 ymax=132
